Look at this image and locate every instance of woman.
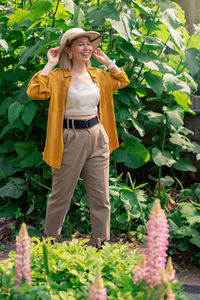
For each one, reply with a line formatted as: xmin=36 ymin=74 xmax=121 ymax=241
xmin=27 ymin=28 xmax=130 ymax=246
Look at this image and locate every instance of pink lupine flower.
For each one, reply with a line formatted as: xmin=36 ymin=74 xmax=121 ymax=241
xmin=165 ymin=257 xmax=178 ymax=284
xmin=89 ymin=268 xmax=107 ymax=300
xmin=15 ymin=223 xmax=31 ymax=287
xmin=166 ymin=284 xmax=175 ymax=300
xmin=132 ymin=255 xmax=146 ymax=283
xmin=144 ymin=199 xmax=169 ymax=287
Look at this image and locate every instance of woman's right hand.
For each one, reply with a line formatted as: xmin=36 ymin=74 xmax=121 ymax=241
xmin=47 ymin=47 xmax=60 ymax=66
xmin=40 ymin=47 xmax=60 ymax=75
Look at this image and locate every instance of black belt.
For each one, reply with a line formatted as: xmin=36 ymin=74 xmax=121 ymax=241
xmin=63 ymin=116 xmax=99 ymax=129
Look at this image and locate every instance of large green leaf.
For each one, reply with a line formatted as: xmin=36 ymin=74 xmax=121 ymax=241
xmin=151 ymin=147 xmax=175 ymax=167
xmin=178 ymin=202 xmax=198 ymax=217
xmin=187 ymin=34 xmax=200 ymax=50
xmin=173 ymin=91 xmax=192 ymax=112
xmin=0 ymin=157 xmax=14 ymax=177
xmin=22 ymin=101 xmax=36 ymax=126
xmin=104 ymin=4 xmax=136 ymax=42
xmin=173 ymin=157 xmax=197 ymax=172
xmin=137 ymin=53 xmax=160 ymax=71
xmin=132 ymin=1 xmax=155 ymax=17
xmin=8 ymin=9 xmax=28 ymax=25
xmin=144 ymin=72 xmax=164 ymax=97
xmin=185 ymin=48 xmax=200 ymax=76
xmin=23 ymin=1 xmax=52 ymax=22
xmin=8 ymin=102 xmax=22 ymax=124
xmin=15 ymin=142 xmax=35 ymax=158
xmin=19 ymin=39 xmax=52 ymax=65
xmin=63 ymin=0 xmax=84 ymax=26
xmin=159 ymin=1 xmax=180 ymax=29
xmin=0 ymin=178 xmax=26 ymax=199
xmin=142 ymin=111 xmax=165 ymax=124
xmin=163 ymin=105 xmax=184 ymax=130
xmin=163 ymin=74 xmax=190 ymax=95
xmin=176 ymin=226 xmax=198 ymax=237
xmin=113 ymin=138 xmax=150 ymax=169
xmin=169 ymin=132 xmax=195 ymax=152
xmin=167 ymin=27 xmax=185 ymax=51
xmin=19 ymin=151 xmax=42 ymax=168
xmin=128 ymin=117 xmax=145 ymax=137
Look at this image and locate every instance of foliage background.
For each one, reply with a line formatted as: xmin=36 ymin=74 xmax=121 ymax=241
xmin=1 ymin=0 xmax=200 ymax=260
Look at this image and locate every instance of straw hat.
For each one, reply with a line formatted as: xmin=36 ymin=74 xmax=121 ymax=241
xmin=59 ymin=28 xmax=101 ymax=54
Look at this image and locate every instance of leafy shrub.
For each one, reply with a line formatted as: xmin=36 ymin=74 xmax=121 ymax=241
xmin=0 ymin=238 xmax=187 ymax=299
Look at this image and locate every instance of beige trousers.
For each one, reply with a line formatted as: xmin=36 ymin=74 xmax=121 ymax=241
xmin=44 ymin=122 xmax=110 ymax=242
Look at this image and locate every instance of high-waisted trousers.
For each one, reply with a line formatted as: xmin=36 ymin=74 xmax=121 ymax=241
xmin=44 ymin=121 xmax=110 ymax=242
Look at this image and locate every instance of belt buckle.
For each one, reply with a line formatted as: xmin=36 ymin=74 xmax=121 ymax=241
xmin=84 ymin=120 xmax=89 ymax=128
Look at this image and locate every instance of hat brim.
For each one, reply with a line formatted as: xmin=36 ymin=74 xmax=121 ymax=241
xmin=59 ymin=31 xmax=101 ymax=54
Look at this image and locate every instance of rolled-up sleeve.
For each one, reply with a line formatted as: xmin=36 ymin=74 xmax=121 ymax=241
xmin=26 ymin=71 xmax=51 ymax=100
xmin=109 ymin=68 xmax=130 ymax=91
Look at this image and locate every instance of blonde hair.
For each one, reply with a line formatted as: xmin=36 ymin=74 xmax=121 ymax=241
xmin=59 ymin=39 xmax=92 ymax=70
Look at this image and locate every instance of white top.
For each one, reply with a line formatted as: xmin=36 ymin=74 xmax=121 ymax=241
xmin=65 ymin=82 xmax=100 ymax=116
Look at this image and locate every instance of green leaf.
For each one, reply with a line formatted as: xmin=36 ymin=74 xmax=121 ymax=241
xmin=132 ymin=1 xmax=155 ymax=17
xmin=22 ymin=101 xmax=36 ymax=126
xmin=176 ymin=226 xmax=198 ymax=237
xmin=160 ymin=176 xmax=174 ymax=187
xmin=8 ymin=102 xmax=22 ymax=124
xmin=73 ymin=3 xmax=85 ymax=27
xmin=0 ymin=140 xmax=15 ymax=153
xmin=186 ymin=216 xmax=200 ymax=226
xmin=168 ymin=27 xmax=185 ymax=50
xmin=151 ymin=148 xmax=175 ymax=167
xmin=178 ymin=202 xmax=199 ymax=217
xmin=173 ymin=157 xmax=196 ymax=172
xmin=163 ymin=105 xmax=184 ymax=130
xmin=0 ymin=157 xmax=14 ymax=177
xmin=173 ymin=91 xmax=192 ymax=112
xmin=104 ymin=4 xmax=136 ymax=42
xmin=169 ymin=132 xmax=195 ymax=152
xmin=190 ymin=237 xmax=200 ymax=248
xmin=187 ymin=34 xmax=200 ymax=50
xmin=0 ymin=178 xmax=26 ymax=199
xmin=15 ymin=142 xmax=35 ymax=158
xmin=185 ymin=48 xmax=200 ymax=77
xmin=19 ymin=151 xmax=42 ymax=168
xmin=137 ymin=53 xmax=159 ymax=71
xmin=8 ymin=9 xmax=28 ymax=25
xmin=160 ymin=2 xmax=180 ymax=29
xmin=116 ymin=212 xmax=128 ymax=224
xmin=168 ymin=219 xmax=181 ymax=237
xmin=142 ymin=111 xmax=165 ymax=124
xmin=27 ymin=1 xmax=52 ymax=21
xmin=0 ymin=39 xmax=8 ymax=51
xmin=19 ymin=39 xmax=50 ymax=65
xmin=144 ymin=72 xmax=164 ymax=97
xmin=113 ymin=138 xmax=150 ymax=169
xmin=128 ymin=118 xmax=145 ymax=137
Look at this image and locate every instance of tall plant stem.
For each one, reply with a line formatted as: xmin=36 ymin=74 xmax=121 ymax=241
xmin=29 ymin=176 xmax=51 ymax=192
xmin=133 ymin=6 xmax=159 ymax=79
xmin=127 ymin=172 xmax=147 ymax=231
xmin=176 ymin=35 xmax=192 ymax=74
xmin=52 ymin=0 xmax=60 ymax=27
xmin=158 ymin=95 xmax=173 ymax=200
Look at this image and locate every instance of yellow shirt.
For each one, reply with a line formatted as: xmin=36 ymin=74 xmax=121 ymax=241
xmin=26 ymin=67 xmax=130 ymax=168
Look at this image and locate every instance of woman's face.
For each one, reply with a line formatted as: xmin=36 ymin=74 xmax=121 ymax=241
xmin=67 ymin=36 xmax=93 ymax=63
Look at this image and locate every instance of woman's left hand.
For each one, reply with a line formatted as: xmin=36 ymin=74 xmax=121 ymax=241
xmin=92 ymin=48 xmax=111 ymax=67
